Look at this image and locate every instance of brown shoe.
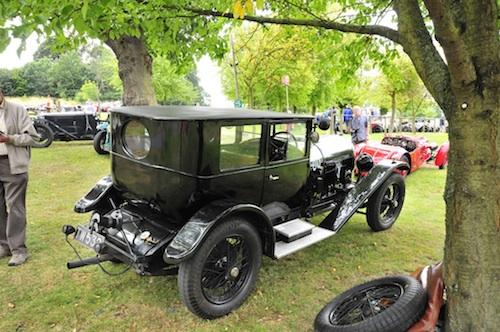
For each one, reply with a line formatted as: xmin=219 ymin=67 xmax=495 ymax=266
xmin=8 ymin=252 xmax=28 ymax=266
xmin=0 ymin=246 xmax=11 ymax=259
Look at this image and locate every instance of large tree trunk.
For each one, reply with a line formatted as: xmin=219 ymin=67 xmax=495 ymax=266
xmin=395 ymin=1 xmax=499 ymax=330
xmin=105 ymin=36 xmax=157 ymax=106
xmin=444 ymin=87 xmax=499 ymax=331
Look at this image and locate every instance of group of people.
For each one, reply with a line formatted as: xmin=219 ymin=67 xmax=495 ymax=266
xmin=319 ymin=104 xmax=369 ymax=144
xmin=0 ymin=88 xmax=37 ymax=266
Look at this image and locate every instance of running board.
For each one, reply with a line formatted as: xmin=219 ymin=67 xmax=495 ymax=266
xmin=274 ymin=227 xmax=336 ymax=259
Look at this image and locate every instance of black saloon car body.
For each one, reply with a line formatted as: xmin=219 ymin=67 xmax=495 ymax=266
xmin=64 ymin=106 xmax=408 ymax=319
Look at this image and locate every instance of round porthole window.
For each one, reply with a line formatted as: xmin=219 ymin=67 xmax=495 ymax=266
xmin=123 ymin=120 xmax=151 ymax=159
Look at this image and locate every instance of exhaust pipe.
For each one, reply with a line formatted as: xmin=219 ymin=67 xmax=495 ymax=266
xmin=67 ymin=254 xmax=113 ymax=269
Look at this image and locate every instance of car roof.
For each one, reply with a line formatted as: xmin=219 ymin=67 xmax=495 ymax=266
xmin=111 ymin=106 xmax=313 ymax=121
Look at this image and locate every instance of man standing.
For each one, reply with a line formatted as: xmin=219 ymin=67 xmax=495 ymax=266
xmin=351 ymin=106 xmax=369 ymax=144
xmin=0 ymin=88 xmax=38 ymax=266
xmin=342 ymin=104 xmax=353 ymax=132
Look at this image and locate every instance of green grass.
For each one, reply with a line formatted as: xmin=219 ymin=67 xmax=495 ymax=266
xmin=0 ymin=136 xmax=447 ymax=332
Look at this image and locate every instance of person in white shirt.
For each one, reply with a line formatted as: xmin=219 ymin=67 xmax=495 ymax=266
xmin=0 ymin=88 xmax=38 ymax=266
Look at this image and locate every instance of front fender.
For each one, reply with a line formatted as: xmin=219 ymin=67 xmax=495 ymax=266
xmin=74 ymin=175 xmax=114 ymax=213
xmin=164 ymin=200 xmax=273 ymax=264
xmin=320 ymin=159 xmax=408 ymax=231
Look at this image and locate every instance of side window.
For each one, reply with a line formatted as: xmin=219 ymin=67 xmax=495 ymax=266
xmin=220 ymin=124 xmax=262 ymax=170
xmin=269 ymin=122 xmax=307 ymax=162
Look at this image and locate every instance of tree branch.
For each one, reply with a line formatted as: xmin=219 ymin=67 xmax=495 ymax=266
xmin=423 ymin=0 xmax=477 ymax=90
xmin=393 ymin=0 xmax=454 ymax=114
xmin=173 ymin=6 xmax=402 ymax=44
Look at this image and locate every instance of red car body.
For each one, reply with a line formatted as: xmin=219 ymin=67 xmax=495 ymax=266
xmin=355 ymin=135 xmax=449 ymax=174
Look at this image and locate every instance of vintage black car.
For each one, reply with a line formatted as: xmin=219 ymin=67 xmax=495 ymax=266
xmin=63 ymin=106 xmax=408 ymax=319
xmin=32 ymin=111 xmax=100 ymax=148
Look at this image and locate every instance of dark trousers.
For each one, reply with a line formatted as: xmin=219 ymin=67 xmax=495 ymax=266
xmin=0 ymin=157 xmax=28 ymax=254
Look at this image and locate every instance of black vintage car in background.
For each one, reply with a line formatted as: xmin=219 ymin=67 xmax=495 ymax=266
xmin=32 ymin=111 xmax=100 ymax=148
xmin=63 ymin=106 xmax=408 ymax=319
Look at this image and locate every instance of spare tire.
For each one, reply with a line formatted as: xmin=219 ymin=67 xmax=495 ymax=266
xmin=314 ymin=275 xmax=427 ymax=332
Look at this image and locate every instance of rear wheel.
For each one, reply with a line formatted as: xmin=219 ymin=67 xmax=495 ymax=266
xmin=93 ymin=130 xmax=109 ymax=155
xmin=178 ymin=218 xmax=262 ymax=319
xmin=33 ymin=123 xmax=54 ymax=148
xmin=366 ymin=173 xmax=405 ymax=231
xmin=314 ymin=275 xmax=427 ymax=332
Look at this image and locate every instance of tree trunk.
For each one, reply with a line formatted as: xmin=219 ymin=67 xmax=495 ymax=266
xmin=105 ymin=36 xmax=157 ymax=106
xmin=390 ymin=90 xmax=396 ymax=132
xmin=443 ymin=88 xmax=499 ymax=331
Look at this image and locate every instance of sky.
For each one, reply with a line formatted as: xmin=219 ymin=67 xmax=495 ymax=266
xmin=0 ymin=35 xmax=232 ymax=107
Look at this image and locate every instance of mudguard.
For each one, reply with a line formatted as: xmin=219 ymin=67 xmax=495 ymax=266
xmin=320 ymin=159 xmax=409 ymax=231
xmin=163 ymin=200 xmax=274 ymax=264
xmin=74 ymin=175 xmax=114 ymax=213
xmin=434 ymin=142 xmax=449 ymax=168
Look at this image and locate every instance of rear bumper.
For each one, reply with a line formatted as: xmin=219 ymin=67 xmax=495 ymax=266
xmin=65 ymin=205 xmax=178 ymax=273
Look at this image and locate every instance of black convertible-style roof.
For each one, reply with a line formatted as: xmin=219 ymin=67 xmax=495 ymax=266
xmin=112 ymin=106 xmax=312 ymax=121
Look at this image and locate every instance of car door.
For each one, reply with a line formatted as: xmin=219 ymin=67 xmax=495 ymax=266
xmin=209 ymin=122 xmax=266 ymax=205
xmin=262 ymin=121 xmax=309 ymax=207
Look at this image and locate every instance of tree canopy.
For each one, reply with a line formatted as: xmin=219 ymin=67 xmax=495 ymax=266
xmin=0 ymin=1 xmax=498 ymax=330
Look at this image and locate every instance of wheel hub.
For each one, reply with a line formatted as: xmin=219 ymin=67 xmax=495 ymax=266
xmin=229 ymin=266 xmax=240 ymax=278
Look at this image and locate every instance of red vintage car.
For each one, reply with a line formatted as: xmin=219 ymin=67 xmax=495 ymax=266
xmin=355 ymin=135 xmax=449 ymax=174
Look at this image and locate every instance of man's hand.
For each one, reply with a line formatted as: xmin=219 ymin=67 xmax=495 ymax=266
xmin=0 ymin=134 xmax=10 ymax=143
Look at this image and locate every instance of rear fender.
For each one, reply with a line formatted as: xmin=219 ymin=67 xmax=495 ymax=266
xmin=163 ymin=200 xmax=274 ymax=264
xmin=74 ymin=175 xmax=115 ymax=213
xmin=434 ymin=142 xmax=449 ymax=167
xmin=320 ymin=159 xmax=408 ymax=231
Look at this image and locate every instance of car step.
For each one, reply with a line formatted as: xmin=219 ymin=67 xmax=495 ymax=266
xmin=274 ymin=218 xmax=315 ymax=243
xmin=274 ymin=226 xmax=336 ymax=259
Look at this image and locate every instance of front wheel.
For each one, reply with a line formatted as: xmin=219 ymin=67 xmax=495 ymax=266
xmin=178 ymin=218 xmax=262 ymax=319
xmin=366 ymin=173 xmax=405 ymax=231
xmin=33 ymin=123 xmax=54 ymax=148
xmin=93 ymin=130 xmax=109 ymax=155
xmin=314 ymin=275 xmax=427 ymax=332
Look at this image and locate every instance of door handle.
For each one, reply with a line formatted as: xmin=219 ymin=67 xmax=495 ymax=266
xmin=269 ymin=174 xmax=280 ymax=181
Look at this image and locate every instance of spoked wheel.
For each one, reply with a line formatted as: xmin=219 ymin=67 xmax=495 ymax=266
xmin=33 ymin=123 xmax=54 ymax=148
xmin=366 ymin=173 xmax=405 ymax=231
xmin=331 ymin=283 xmax=403 ymax=325
xmin=314 ymin=275 xmax=427 ymax=332
xmin=178 ymin=218 xmax=262 ymax=319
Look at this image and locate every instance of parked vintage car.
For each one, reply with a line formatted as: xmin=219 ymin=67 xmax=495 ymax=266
xmin=32 ymin=111 xmax=101 ymax=148
xmin=355 ymin=135 xmax=449 ymax=174
xmin=62 ymin=106 xmax=409 ymax=319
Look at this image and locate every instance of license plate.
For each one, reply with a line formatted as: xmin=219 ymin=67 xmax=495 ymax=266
xmin=75 ymin=225 xmax=105 ymax=251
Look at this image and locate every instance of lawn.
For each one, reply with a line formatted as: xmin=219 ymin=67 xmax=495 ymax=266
xmin=0 ymin=133 xmax=447 ymax=332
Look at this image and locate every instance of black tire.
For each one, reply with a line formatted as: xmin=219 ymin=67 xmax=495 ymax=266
xmin=314 ymin=275 xmax=427 ymax=332
xmin=32 ymin=123 xmax=54 ymax=148
xmin=93 ymin=130 xmax=109 ymax=155
xmin=178 ymin=218 xmax=262 ymax=319
xmin=366 ymin=173 xmax=405 ymax=231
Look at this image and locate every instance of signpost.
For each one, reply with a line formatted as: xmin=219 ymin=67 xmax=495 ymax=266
xmin=281 ymin=75 xmax=290 ymax=113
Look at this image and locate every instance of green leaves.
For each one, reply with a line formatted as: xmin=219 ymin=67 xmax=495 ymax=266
xmin=82 ymin=0 xmax=89 ymax=19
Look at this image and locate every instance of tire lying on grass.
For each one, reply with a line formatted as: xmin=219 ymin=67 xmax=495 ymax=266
xmin=314 ymin=275 xmax=428 ymax=332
